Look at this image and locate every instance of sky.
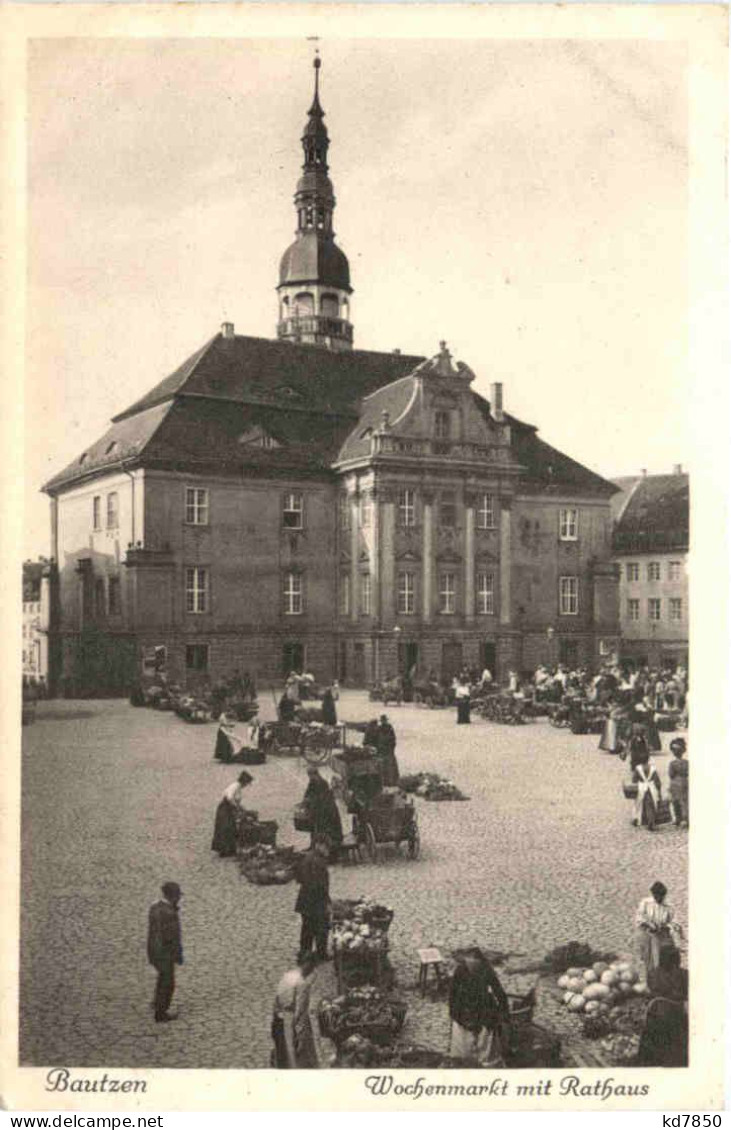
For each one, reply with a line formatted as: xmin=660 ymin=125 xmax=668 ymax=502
xmin=25 ymin=36 xmax=688 ymax=558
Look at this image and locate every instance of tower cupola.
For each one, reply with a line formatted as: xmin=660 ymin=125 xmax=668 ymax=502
xmin=277 ymin=56 xmax=353 ymax=350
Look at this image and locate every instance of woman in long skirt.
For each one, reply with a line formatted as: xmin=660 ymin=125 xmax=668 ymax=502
xmin=211 ymin=770 xmax=254 ymax=857
xmin=632 ymin=752 xmax=662 ymax=831
xmin=455 ymin=682 xmax=471 ymax=725
xmin=635 ymin=881 xmax=683 ymax=976
xmin=213 ymin=713 xmax=237 ymax=762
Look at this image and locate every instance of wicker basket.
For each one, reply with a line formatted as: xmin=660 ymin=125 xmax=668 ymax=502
xmin=622 ymin=782 xmax=639 ymax=799
xmin=293 ymin=803 xmax=313 ymax=832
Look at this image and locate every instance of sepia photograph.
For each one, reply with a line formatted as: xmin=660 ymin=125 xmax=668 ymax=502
xmin=3 ymin=3 xmax=727 ymax=1114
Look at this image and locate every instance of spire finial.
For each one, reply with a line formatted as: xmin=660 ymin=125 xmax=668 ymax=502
xmin=313 ymin=48 xmax=321 ymax=100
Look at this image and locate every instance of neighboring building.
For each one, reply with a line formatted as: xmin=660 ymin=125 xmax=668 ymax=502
xmin=22 ymin=560 xmax=51 ymax=682
xmin=611 ymin=467 xmax=689 ymax=670
xmin=42 ymin=60 xmax=620 ymax=695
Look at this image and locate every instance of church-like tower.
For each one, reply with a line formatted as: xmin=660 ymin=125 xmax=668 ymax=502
xmin=277 ymin=57 xmax=353 ymax=350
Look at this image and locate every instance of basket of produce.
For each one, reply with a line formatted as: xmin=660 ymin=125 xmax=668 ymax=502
xmin=256 ymin=820 xmax=278 ymax=846
xmin=238 ymin=844 xmax=297 ymax=885
xmin=293 ymin=802 xmax=313 ymax=832
xmin=622 ymin=782 xmax=638 ymax=799
xmin=319 ymin=987 xmax=407 ymax=1047
xmin=332 ymin=897 xmax=394 ymax=931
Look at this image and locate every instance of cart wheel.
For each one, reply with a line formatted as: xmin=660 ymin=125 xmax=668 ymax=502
xmin=362 ymin=823 xmax=377 ymax=861
xmin=303 ymin=743 xmax=330 ymax=766
xmin=407 ymin=829 xmax=421 ymax=859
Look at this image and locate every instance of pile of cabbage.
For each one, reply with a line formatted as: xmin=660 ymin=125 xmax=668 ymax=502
xmin=398 ymin=772 xmax=469 ymax=801
xmin=557 ymin=959 xmax=648 ymax=1016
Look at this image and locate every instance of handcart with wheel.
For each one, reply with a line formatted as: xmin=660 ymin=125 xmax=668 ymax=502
xmin=331 ymin=746 xmax=420 ymax=861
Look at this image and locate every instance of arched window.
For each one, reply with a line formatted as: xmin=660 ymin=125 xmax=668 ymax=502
xmin=321 ymin=293 xmax=339 ymax=318
xmin=293 ymin=292 xmax=314 ymax=317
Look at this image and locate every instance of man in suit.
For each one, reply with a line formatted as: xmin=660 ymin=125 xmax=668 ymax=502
xmin=295 ymin=839 xmax=330 ymax=962
xmin=147 ymin=881 xmax=184 ymax=1023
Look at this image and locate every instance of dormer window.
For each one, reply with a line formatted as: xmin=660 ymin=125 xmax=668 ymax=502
xmin=435 ymin=410 xmax=451 ymax=440
xmin=79 ymin=453 xmax=88 ymax=465
xmin=105 ymin=441 xmax=118 ymax=455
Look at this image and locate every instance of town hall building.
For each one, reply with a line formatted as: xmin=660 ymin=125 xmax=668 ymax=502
xmin=43 ymin=59 xmax=620 ymax=695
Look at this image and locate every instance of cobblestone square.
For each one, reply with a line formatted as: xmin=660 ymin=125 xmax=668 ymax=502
xmin=20 ymin=693 xmax=687 ymax=1068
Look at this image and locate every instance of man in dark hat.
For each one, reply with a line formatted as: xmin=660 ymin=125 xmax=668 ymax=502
xmin=295 ymin=838 xmax=331 ymax=962
xmin=147 ymin=881 xmax=184 ymax=1023
xmin=376 ymin=715 xmax=399 ymax=786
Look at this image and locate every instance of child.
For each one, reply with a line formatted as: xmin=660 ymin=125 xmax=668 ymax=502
xmin=668 ymin=738 xmax=689 ymax=828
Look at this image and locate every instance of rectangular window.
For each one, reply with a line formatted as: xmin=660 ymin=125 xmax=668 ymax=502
xmin=359 ymin=492 xmax=372 ymax=528
xmin=108 ymin=576 xmax=121 ymax=615
xmin=476 ymin=493 xmax=496 ymax=530
xmin=94 ymin=578 xmax=105 ymax=618
xmin=92 ymin=496 xmax=102 ymax=531
xmin=669 ymin=598 xmax=683 ymax=621
xmin=439 ymin=572 xmax=456 ymax=615
xmin=627 ymin=598 xmax=640 ymax=622
xmin=185 ymin=567 xmax=208 ymax=614
xmin=186 ymin=644 xmax=209 ymax=672
xmin=435 ymin=410 xmax=451 ymax=440
xmin=340 ymin=574 xmax=350 ymax=616
xmin=398 ymin=489 xmax=416 ymax=527
xmin=283 ymin=571 xmax=303 ymax=615
xmin=668 ymin=561 xmax=682 ymax=581
xmin=440 ymin=491 xmax=457 ymax=528
xmin=626 ymin=563 xmax=640 ymax=582
xmin=647 ymin=562 xmax=661 ymax=582
xmin=282 ymin=492 xmax=304 ymax=529
xmin=648 ymin=598 xmax=661 ymax=621
xmin=559 ymin=508 xmax=578 ymax=540
xmin=106 ymin=492 xmax=119 ymax=530
xmin=185 ymin=486 xmax=209 ymax=525
xmin=476 ymin=572 xmax=494 ymax=615
xmin=397 ymin=571 xmax=415 ymax=615
xmin=559 ymin=575 xmax=579 ymax=615
xmin=360 ymin=573 xmax=372 ymax=616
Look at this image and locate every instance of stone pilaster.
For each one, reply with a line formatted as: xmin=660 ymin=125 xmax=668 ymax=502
xmin=422 ymin=490 xmax=435 ymax=622
xmin=499 ymin=497 xmax=512 ymax=625
xmin=464 ymin=493 xmax=476 ymax=623
xmin=349 ymin=493 xmax=359 ymax=624
xmin=380 ymin=488 xmax=396 ymax=625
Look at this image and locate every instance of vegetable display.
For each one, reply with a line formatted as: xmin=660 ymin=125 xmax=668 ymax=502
xmin=238 ymin=844 xmax=298 ymax=885
xmin=398 ymin=773 xmax=469 ymax=801
xmin=331 ymin=897 xmax=394 ymax=957
xmin=318 ymin=986 xmax=407 ymax=1046
xmin=555 ymin=959 xmax=647 ymax=1015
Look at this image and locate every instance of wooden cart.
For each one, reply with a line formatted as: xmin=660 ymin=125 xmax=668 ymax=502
xmin=331 ymin=748 xmax=420 ymax=861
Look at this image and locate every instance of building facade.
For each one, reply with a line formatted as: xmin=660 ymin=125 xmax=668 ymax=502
xmin=22 ymin=561 xmax=52 ymax=682
xmin=43 ymin=60 xmax=620 ymax=695
xmin=611 ymin=468 xmax=689 ymax=670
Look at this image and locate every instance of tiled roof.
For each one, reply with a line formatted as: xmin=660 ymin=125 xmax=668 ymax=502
xmin=336 ymin=375 xmax=417 ymax=461
xmin=113 ymin=333 xmax=423 ymax=422
xmin=43 ymin=401 xmax=174 ymax=492
xmin=611 ymin=473 xmax=689 ymax=553
xmin=473 ymin=397 xmax=617 ymax=497
xmin=43 ymin=331 xmax=617 ymax=499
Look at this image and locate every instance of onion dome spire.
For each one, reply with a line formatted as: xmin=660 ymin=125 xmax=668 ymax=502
xmin=277 ymin=54 xmax=353 ymax=351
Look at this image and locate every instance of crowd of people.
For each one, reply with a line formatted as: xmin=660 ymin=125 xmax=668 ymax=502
xmin=142 ymin=660 xmax=689 ymax=1065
